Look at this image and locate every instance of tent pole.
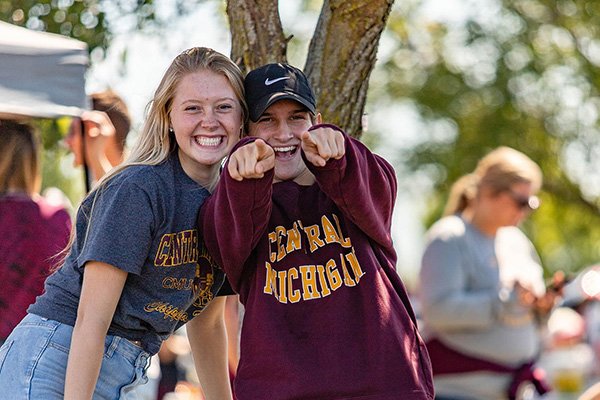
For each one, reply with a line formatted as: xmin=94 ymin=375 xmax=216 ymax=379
xmin=79 ymin=119 xmax=91 ymax=193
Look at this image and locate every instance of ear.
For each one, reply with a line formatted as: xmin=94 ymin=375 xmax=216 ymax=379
xmin=315 ymin=113 xmax=322 ymax=124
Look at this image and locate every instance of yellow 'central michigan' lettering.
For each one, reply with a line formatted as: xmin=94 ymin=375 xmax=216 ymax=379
xmin=262 ymin=248 xmax=365 ymax=304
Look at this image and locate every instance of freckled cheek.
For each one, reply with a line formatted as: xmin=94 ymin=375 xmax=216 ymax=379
xmin=172 ymin=119 xmax=197 ymax=135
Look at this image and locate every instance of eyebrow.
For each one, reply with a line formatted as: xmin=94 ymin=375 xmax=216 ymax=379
xmin=262 ymin=108 xmax=309 ymax=117
xmin=180 ymin=97 xmax=237 ymax=104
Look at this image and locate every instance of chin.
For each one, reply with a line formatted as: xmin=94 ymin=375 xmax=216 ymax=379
xmin=199 ymin=156 xmax=225 ymax=167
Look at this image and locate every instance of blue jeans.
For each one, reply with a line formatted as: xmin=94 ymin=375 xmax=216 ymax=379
xmin=0 ymin=313 xmax=151 ymax=399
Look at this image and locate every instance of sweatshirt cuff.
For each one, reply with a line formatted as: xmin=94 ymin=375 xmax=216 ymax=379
xmin=303 ymin=123 xmax=348 ymax=171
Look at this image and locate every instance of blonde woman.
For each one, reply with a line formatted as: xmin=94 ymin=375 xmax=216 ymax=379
xmin=0 ymin=120 xmax=72 ymax=344
xmin=0 ymin=47 xmax=246 ymax=400
xmin=418 ymin=147 xmax=559 ymax=400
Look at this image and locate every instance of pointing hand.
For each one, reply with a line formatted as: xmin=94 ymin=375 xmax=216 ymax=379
xmin=301 ymin=127 xmax=345 ymax=167
xmin=228 ymin=139 xmax=275 ymax=181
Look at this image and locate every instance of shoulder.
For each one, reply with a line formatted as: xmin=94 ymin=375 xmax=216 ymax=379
xmin=102 ymin=162 xmax=175 ymax=194
xmin=81 ymin=164 xmax=166 ymax=212
xmin=113 ymin=163 xmax=164 ymax=183
xmin=0 ymin=195 xmax=39 ymax=221
xmin=0 ymin=194 xmax=68 ymax=221
xmin=34 ymin=195 xmax=70 ymax=221
xmin=496 ymin=226 xmax=535 ymax=250
xmin=425 ymin=215 xmax=467 ymax=243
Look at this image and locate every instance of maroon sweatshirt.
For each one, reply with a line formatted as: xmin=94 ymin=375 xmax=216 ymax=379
xmin=200 ymin=125 xmax=434 ymax=400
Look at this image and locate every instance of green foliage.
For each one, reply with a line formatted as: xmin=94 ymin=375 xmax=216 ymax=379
xmin=34 ymin=118 xmax=86 ymax=209
xmin=380 ymin=0 xmax=600 ymax=273
xmin=0 ymin=0 xmax=200 ymax=53
xmin=1 ymin=0 xmax=109 ymax=52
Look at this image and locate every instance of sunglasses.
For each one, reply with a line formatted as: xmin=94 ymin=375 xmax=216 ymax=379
xmin=506 ymin=190 xmax=540 ymax=211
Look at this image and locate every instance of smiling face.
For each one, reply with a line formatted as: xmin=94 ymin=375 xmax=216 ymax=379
xmin=248 ymin=99 xmax=317 ymax=183
xmin=170 ymin=70 xmax=243 ymax=184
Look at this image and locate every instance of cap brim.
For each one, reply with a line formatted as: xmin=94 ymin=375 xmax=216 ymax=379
xmin=249 ymin=92 xmax=316 ymax=122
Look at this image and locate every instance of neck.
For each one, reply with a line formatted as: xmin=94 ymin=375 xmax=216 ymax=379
xmin=466 ymin=211 xmax=498 ymax=237
xmin=291 ymin=168 xmax=316 ymax=186
xmin=105 ymin=143 xmax=125 ymax=168
xmin=177 ymin=150 xmax=219 ymax=189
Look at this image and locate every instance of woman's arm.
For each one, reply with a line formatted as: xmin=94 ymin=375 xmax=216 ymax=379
xmin=186 ymin=296 xmax=233 ymax=400
xmin=64 ymin=261 xmax=127 ymax=400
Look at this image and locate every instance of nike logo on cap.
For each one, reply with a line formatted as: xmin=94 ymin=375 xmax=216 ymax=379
xmin=265 ymin=77 xmax=290 ymax=86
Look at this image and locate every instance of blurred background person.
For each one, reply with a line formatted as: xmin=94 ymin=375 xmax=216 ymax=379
xmin=65 ymin=89 xmax=131 ymax=186
xmin=0 ymin=119 xmax=72 ymax=344
xmin=417 ymin=146 xmax=562 ymax=400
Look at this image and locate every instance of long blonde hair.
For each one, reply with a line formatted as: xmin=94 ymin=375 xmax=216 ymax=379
xmin=444 ymin=146 xmax=542 ymax=216
xmin=0 ymin=120 xmax=41 ymax=196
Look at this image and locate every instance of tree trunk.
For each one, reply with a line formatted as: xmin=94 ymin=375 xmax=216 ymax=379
xmin=226 ymin=0 xmax=288 ymax=74
xmin=306 ymin=0 xmax=394 ymax=137
xmin=227 ymin=0 xmax=394 ymax=138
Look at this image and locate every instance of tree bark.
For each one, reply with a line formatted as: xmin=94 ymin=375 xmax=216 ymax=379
xmin=305 ymin=0 xmax=394 ymax=137
xmin=227 ymin=0 xmax=394 ymax=137
xmin=226 ymin=0 xmax=288 ymax=74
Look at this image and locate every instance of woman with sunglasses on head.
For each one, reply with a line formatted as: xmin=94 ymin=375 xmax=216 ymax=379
xmin=417 ymin=146 xmax=562 ymax=400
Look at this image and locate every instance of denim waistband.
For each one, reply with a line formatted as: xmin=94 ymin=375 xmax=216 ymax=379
xmin=105 ymin=335 xmax=150 ymax=366
xmin=25 ymin=313 xmax=150 ymax=367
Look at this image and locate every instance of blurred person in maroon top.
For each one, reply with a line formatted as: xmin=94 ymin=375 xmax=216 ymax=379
xmin=0 ymin=120 xmax=71 ymax=342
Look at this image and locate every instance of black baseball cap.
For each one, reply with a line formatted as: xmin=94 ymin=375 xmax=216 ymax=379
xmin=245 ymin=63 xmax=316 ymax=122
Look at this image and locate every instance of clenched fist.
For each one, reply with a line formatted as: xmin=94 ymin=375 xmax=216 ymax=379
xmin=301 ymin=126 xmax=345 ymax=167
xmin=227 ymin=139 xmax=275 ymax=181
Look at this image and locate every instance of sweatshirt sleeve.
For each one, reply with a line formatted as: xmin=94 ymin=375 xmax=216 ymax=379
xmin=199 ymin=137 xmax=274 ymax=293
xmin=304 ymin=124 xmax=397 ymax=249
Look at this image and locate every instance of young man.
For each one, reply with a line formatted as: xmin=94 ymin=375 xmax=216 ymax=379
xmin=199 ymin=63 xmax=434 ymax=400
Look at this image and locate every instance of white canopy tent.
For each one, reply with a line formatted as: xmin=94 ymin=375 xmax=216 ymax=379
xmin=0 ymin=21 xmax=88 ymax=119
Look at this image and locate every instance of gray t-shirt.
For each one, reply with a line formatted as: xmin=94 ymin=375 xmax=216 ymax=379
xmin=29 ymin=153 xmax=225 ymax=354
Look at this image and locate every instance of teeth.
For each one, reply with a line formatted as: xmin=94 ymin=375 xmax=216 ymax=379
xmin=274 ymin=146 xmax=296 ymax=152
xmin=195 ymin=136 xmax=221 ymax=146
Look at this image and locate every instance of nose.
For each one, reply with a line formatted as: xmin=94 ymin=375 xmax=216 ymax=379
xmin=201 ymin=109 xmax=219 ymax=130
xmin=273 ymin=121 xmax=295 ymax=141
